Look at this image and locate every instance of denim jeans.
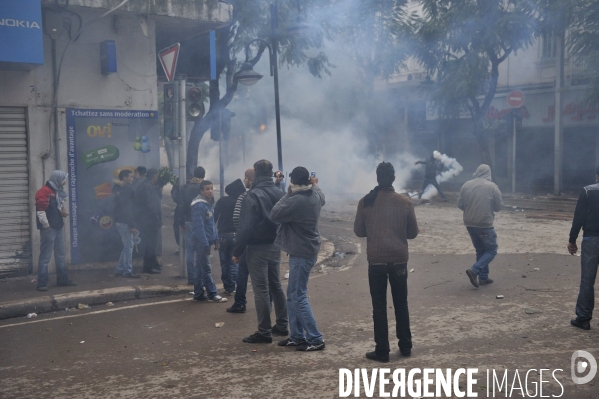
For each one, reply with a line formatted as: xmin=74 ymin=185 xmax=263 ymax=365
xmin=233 ymin=251 xmax=248 ymax=307
xmin=37 ymin=227 xmax=69 ymax=288
xmin=246 ymin=244 xmax=288 ymax=338
xmin=193 ymin=250 xmax=218 ymax=300
xmin=218 ymin=234 xmax=238 ymax=293
xmin=466 ymin=226 xmax=498 ymax=281
xmin=287 ymin=256 xmax=323 ymax=344
xmin=575 ymin=236 xmax=599 ymax=322
xmin=184 ymin=222 xmax=199 ymax=284
xmin=368 ymin=263 xmax=411 ymax=355
xmin=115 ymin=223 xmax=134 ymax=275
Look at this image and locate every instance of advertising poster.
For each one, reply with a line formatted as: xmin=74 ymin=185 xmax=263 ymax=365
xmin=66 ymin=109 xmax=159 ymax=264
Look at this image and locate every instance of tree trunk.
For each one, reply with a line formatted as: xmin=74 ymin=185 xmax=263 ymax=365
xmin=472 ymin=116 xmax=494 ymax=177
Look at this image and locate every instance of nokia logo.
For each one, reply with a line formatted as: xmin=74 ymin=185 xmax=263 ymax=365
xmin=0 ymin=19 xmax=41 ymax=29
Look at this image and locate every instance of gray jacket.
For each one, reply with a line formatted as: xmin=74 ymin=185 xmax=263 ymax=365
xmin=457 ymin=165 xmax=503 ymax=228
xmin=270 ymin=185 xmax=325 ymax=259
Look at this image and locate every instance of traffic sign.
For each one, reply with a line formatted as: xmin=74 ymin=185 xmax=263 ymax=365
xmin=507 ymin=90 xmax=524 ymax=108
xmin=158 ymin=43 xmax=180 ymax=82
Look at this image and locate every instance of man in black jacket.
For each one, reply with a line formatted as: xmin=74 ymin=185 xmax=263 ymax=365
xmin=415 ymin=154 xmax=447 ymax=201
xmin=136 ymin=168 xmax=162 ymax=274
xmin=113 ymin=170 xmax=140 ymax=278
xmin=233 ymin=160 xmax=288 ymax=343
xmin=214 ymin=179 xmax=246 ymax=295
xmin=568 ymin=166 xmax=599 ymax=330
xmin=179 ymin=166 xmax=205 ymax=284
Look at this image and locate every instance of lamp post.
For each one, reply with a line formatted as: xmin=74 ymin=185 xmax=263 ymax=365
xmin=235 ymin=0 xmax=310 ymax=173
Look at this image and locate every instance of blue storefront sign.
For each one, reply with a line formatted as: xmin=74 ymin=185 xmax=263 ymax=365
xmin=0 ymin=0 xmax=44 ymax=69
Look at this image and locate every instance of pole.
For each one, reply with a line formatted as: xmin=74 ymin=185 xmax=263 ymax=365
xmin=219 ymin=110 xmax=225 ymax=198
xmin=554 ymin=32 xmax=564 ymax=195
xmin=512 ymin=114 xmax=516 ymax=193
xmin=178 ymin=77 xmax=187 ymax=278
xmin=271 ymin=1 xmax=283 ymax=173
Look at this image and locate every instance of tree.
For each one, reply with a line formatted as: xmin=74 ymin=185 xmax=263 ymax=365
xmin=567 ymin=0 xmax=599 ymax=102
xmin=186 ymin=0 xmax=331 ymax=177
xmin=413 ymin=0 xmax=537 ymax=168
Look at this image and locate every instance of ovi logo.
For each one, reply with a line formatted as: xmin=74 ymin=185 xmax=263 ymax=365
xmin=571 ymin=350 xmax=598 ymax=385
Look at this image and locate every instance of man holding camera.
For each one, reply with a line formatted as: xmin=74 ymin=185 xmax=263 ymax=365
xmin=233 ymin=160 xmax=288 ymax=344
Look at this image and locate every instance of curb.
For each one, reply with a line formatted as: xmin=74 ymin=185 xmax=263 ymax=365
xmin=0 ymin=285 xmax=190 ymax=320
xmin=315 ymin=237 xmax=335 ymax=268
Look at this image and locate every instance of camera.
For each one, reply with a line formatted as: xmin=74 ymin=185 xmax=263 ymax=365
xmin=311 ymin=171 xmax=316 ymax=178
xmin=273 ymin=171 xmax=284 ymax=178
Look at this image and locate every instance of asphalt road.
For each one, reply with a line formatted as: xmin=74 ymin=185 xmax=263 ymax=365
xmin=1 ymin=212 xmax=598 ymax=398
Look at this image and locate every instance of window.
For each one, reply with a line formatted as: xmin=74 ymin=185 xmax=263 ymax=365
xmin=541 ymin=31 xmax=556 ymax=59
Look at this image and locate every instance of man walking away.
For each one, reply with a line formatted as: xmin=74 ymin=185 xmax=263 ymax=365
xmin=136 ymin=168 xmax=162 ymax=274
xmin=271 ymin=167 xmax=326 ymax=352
xmin=233 ymin=160 xmax=287 ymax=343
xmin=179 ymin=167 xmax=205 ymax=284
xmin=227 ymin=168 xmax=255 ymax=313
xmin=191 ymin=180 xmax=227 ymax=303
xmin=113 ymin=169 xmax=140 ymax=278
xmin=214 ymin=179 xmax=246 ymax=296
xmin=354 ymin=162 xmax=418 ymax=362
xmin=457 ymin=164 xmax=503 ymax=288
xmin=415 ymin=154 xmax=447 ymax=201
xmin=35 ymin=170 xmax=77 ymax=291
xmin=568 ymin=166 xmax=599 ymax=330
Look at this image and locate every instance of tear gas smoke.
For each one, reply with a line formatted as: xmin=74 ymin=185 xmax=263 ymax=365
xmin=419 ymin=151 xmax=464 ymax=200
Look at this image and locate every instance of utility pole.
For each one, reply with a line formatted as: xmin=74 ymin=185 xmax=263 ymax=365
xmin=178 ymin=76 xmax=187 ymax=278
xmin=554 ymin=32 xmax=564 ymax=195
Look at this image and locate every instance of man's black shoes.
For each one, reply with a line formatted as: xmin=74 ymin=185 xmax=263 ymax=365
xmin=400 ymin=348 xmax=411 ymax=357
xmin=143 ymin=268 xmax=161 ymax=274
xmin=366 ymin=351 xmax=389 ymax=363
xmin=242 ymin=332 xmax=272 ymax=344
xmin=278 ymin=338 xmax=307 ymax=347
xmin=571 ymin=318 xmax=591 ymax=330
xmin=226 ymin=305 xmax=246 ymax=313
xmin=466 ymin=269 xmax=479 ymax=288
xmin=122 ymin=272 xmax=141 ymax=278
xmin=479 ymin=278 xmax=494 ymax=286
xmin=296 ymin=342 xmax=325 ymax=351
xmin=271 ymin=325 xmax=289 ymax=336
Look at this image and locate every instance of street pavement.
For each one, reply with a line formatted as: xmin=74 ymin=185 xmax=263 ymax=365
xmin=1 ymin=195 xmax=598 ymax=398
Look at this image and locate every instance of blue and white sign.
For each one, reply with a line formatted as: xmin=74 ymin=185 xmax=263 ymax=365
xmin=0 ymin=0 xmax=44 ymax=69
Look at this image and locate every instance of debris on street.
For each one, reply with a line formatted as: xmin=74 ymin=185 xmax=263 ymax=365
xmin=496 ymin=295 xmax=504 ymax=299
xmin=106 ymin=302 xmax=114 ymax=307
xmin=26 ymin=313 xmax=37 ymax=319
xmin=215 ymin=322 xmax=225 ymax=328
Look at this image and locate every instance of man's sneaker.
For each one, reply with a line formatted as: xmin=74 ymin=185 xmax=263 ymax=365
xmin=400 ymin=348 xmax=412 ymax=357
xmin=479 ymin=278 xmax=494 ymax=285
xmin=122 ymin=272 xmax=141 ymax=278
xmin=206 ymin=295 xmax=228 ymax=303
xmin=57 ymin=280 xmax=77 ymax=287
xmin=278 ymin=338 xmax=307 ymax=347
xmin=271 ymin=325 xmax=289 ymax=336
xmin=366 ymin=351 xmax=389 ymax=363
xmin=226 ymin=305 xmax=246 ymax=313
xmin=296 ymin=341 xmax=325 ymax=351
xmin=224 ymin=290 xmax=236 ymax=296
xmin=242 ymin=332 xmax=273 ymax=344
xmin=571 ymin=318 xmax=591 ymax=330
xmin=37 ymin=286 xmax=49 ymax=292
xmin=465 ymin=269 xmax=479 ymax=288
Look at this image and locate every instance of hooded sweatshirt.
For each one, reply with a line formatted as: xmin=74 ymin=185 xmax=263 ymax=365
xmin=214 ymin=179 xmax=246 ymax=234
xmin=35 ymin=170 xmax=68 ymax=230
xmin=457 ymin=165 xmax=503 ymax=228
xmin=191 ymin=194 xmax=218 ymax=252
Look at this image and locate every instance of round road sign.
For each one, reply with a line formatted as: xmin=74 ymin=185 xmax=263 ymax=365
xmin=508 ymin=90 xmax=524 ymax=108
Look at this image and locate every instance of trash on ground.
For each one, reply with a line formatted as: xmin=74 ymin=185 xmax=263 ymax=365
xmin=106 ymin=302 xmax=114 ymax=307
xmin=215 ymin=322 xmax=225 ymax=328
xmin=334 ymin=252 xmax=346 ymax=259
xmin=252 ymin=349 xmax=257 ymax=352
xmin=284 ymin=273 xmax=289 ymax=279
xmin=522 ymin=275 xmax=527 ymax=278
xmin=31 ymin=278 xmax=37 ymax=283
xmin=496 ymin=295 xmax=504 ymax=299
xmin=525 ymin=309 xmax=541 ymax=314
xmin=26 ymin=313 xmax=37 ymax=319
xmin=80 ymin=341 xmax=85 ymax=344
xmin=77 ymin=303 xmax=90 ymax=310
xmin=409 ymin=269 xmax=415 ymax=273
xmin=533 ymin=268 xmax=540 ymax=271
xmin=345 ymin=251 xmax=356 ymax=255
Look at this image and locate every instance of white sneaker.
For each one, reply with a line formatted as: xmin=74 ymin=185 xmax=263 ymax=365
xmin=206 ymin=295 xmax=228 ymax=303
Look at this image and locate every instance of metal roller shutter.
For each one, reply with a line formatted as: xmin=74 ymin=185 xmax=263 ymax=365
xmin=0 ymin=107 xmax=31 ymax=277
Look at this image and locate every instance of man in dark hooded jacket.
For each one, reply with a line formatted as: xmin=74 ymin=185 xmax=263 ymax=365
xmin=214 ymin=178 xmax=246 ymax=295
xmin=136 ymin=168 xmax=162 ymax=274
xmin=179 ymin=166 xmax=205 ymax=284
xmin=113 ymin=169 xmax=139 ymax=278
xmin=415 ymin=154 xmax=447 ymax=201
xmin=233 ymin=159 xmax=288 ymax=344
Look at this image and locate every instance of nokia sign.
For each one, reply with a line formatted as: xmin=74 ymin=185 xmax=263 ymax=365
xmin=0 ymin=0 xmax=44 ymax=70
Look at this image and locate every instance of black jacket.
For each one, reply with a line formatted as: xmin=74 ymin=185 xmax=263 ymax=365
xmin=214 ymin=179 xmax=246 ymax=234
xmin=136 ymin=179 xmax=162 ymax=228
xmin=570 ymin=183 xmax=599 ymax=244
xmin=233 ymin=176 xmax=284 ymax=257
xmin=113 ymin=181 xmax=136 ymax=229
xmin=179 ymin=181 xmax=203 ymax=226
xmin=417 ymin=159 xmax=441 ymax=179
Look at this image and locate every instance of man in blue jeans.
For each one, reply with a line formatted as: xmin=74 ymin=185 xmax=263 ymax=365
xmin=113 ymin=169 xmax=140 ymax=278
xmin=35 ymin=170 xmax=76 ymax=291
xmin=568 ymin=166 xmax=599 ymax=330
xmin=271 ymin=167 xmax=326 ymax=351
xmin=457 ymin=164 xmax=503 ymax=288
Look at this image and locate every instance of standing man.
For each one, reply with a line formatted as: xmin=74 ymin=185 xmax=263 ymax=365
xmin=226 ymin=168 xmax=255 ymax=313
xmin=113 ymin=170 xmax=140 ymax=278
xmin=136 ymin=168 xmax=162 ymax=274
xmin=354 ymin=162 xmax=418 ymax=362
xmin=190 ymin=180 xmax=227 ymax=303
xmin=233 ymin=160 xmax=287 ymax=344
xmin=271 ymin=167 xmax=326 ymax=352
xmin=179 ymin=166 xmax=205 ymax=285
xmin=457 ymin=164 xmax=503 ymax=288
xmin=415 ymin=154 xmax=447 ymax=201
xmin=35 ymin=170 xmax=76 ymax=291
xmin=132 ymin=166 xmax=146 ymax=191
xmin=214 ymin=179 xmax=246 ymax=296
xmin=568 ymin=166 xmax=599 ymax=330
